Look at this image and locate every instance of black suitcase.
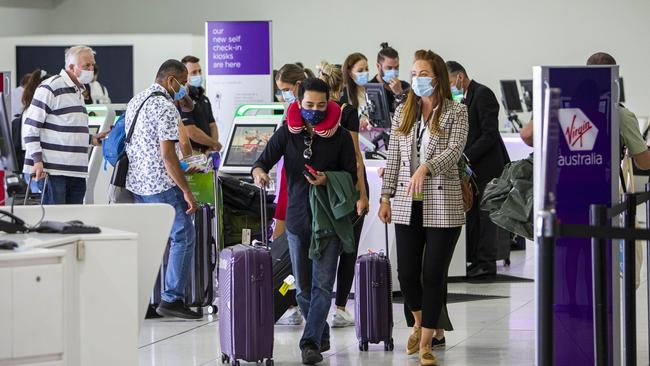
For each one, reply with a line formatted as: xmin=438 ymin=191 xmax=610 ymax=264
xmin=186 ymin=203 xmax=217 ymax=311
xmin=149 ymin=204 xmax=217 ymax=315
xmin=271 ymin=232 xmax=295 ymax=322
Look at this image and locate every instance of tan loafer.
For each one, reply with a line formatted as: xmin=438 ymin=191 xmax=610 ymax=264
xmin=407 ymin=325 xmax=422 ymax=355
xmin=419 ymin=344 xmax=437 ymax=365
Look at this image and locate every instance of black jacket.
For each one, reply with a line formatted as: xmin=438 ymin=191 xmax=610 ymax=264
xmin=464 ymin=80 xmax=510 ymax=185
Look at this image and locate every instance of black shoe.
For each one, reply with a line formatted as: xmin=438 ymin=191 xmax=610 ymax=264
xmin=156 ymin=300 xmax=202 ymax=320
xmin=320 ymin=339 xmax=330 ymax=353
xmin=145 ymin=304 xmax=163 ymax=319
xmin=467 ymin=265 xmax=496 ymax=278
xmin=301 ymin=347 xmax=323 ymax=365
xmin=431 ymin=336 xmax=446 ymax=349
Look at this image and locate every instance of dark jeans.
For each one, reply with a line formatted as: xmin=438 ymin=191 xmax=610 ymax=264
xmin=37 ymin=175 xmax=86 ymax=205
xmin=395 ymin=201 xmax=461 ymax=330
xmin=286 ymin=229 xmax=340 ymax=350
xmin=334 ymin=214 xmax=364 ymax=307
xmin=466 ymin=182 xmax=497 ymax=271
xmin=134 ymin=186 xmax=196 ymax=303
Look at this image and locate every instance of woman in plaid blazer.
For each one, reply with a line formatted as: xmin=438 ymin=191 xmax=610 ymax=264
xmin=379 ymin=50 xmax=468 ymax=366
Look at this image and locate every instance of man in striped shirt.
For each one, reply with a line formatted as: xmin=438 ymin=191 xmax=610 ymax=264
xmin=22 ymin=45 xmax=107 ymax=204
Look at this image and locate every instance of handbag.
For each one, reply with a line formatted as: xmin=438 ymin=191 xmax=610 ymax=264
xmin=110 ymin=91 xmax=166 ymax=188
xmin=459 ymin=154 xmax=478 ymax=212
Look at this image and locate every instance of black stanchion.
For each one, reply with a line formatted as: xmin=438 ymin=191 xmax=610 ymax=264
xmin=647 ymin=183 xmax=650 ymax=364
xmin=623 ymin=193 xmax=637 ymax=366
xmin=590 ymin=204 xmax=609 ymax=366
xmin=537 ymin=210 xmax=555 ymax=366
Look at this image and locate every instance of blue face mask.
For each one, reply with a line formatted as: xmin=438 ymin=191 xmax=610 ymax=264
xmin=382 ymin=69 xmax=399 ymax=83
xmin=173 ymin=78 xmax=187 ymax=101
xmin=282 ymin=90 xmax=297 ymax=104
xmin=189 ymin=75 xmax=203 ymax=88
xmin=354 ymin=72 xmax=369 ymax=86
xmin=450 ymin=76 xmax=464 ymax=102
xmin=412 ymin=77 xmax=435 ymax=97
xmin=301 ymin=108 xmax=326 ymax=125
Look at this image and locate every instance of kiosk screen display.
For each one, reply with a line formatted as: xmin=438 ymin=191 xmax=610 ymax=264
xmin=224 ymin=124 xmax=277 ymax=167
xmin=500 ymin=80 xmax=523 ymax=113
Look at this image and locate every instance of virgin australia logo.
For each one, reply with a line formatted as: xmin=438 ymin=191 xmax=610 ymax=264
xmin=557 ymin=108 xmax=603 ymax=167
xmin=559 ymin=108 xmax=598 ymax=151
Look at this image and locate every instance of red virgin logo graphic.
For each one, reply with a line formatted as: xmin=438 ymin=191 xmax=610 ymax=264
xmin=558 ymin=108 xmax=599 ymax=152
xmin=565 ymin=115 xmax=593 ymax=148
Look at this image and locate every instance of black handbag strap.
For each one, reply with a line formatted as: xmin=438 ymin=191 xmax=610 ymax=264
xmin=125 ymin=91 xmax=167 ymax=143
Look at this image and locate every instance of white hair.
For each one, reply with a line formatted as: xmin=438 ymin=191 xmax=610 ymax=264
xmin=64 ymin=45 xmax=95 ymax=67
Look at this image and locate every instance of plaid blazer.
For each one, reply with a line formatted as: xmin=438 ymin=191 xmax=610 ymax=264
xmin=382 ymin=99 xmax=469 ymax=228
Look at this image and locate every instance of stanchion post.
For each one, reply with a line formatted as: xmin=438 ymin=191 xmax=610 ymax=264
xmin=623 ymin=193 xmax=637 ymax=366
xmin=537 ymin=210 xmax=556 ymax=366
xmin=590 ymin=204 xmax=608 ymax=366
xmin=646 ymin=183 xmax=650 ymax=363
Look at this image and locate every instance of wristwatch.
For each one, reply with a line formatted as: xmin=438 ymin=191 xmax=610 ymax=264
xmin=380 ymin=196 xmax=391 ymax=205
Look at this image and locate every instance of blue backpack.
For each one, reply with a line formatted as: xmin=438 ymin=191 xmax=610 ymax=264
xmin=102 ymin=114 xmax=126 ymax=167
xmin=102 ymin=91 xmax=166 ymax=167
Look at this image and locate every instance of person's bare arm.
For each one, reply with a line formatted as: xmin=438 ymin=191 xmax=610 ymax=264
xmin=349 ymin=131 xmax=369 ymax=215
xmin=160 ymin=140 xmax=197 ymax=214
xmin=177 ymin=123 xmax=193 ymax=157
xmin=520 ymin=120 xmax=534 ymax=147
xmin=209 ymin=122 xmax=222 ymax=151
xmin=185 ymin=124 xmax=221 ymax=151
xmin=633 ymin=150 xmax=650 ymax=170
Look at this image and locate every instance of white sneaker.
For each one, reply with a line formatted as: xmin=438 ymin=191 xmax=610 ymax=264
xmin=331 ymin=308 xmax=355 ymax=328
xmin=276 ymin=307 xmax=303 ymax=325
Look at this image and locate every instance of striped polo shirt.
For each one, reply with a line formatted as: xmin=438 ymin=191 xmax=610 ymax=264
xmin=22 ymin=69 xmax=90 ymax=178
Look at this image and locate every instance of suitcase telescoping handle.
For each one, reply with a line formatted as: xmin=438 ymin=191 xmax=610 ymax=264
xmin=24 ymin=173 xmax=49 ymax=206
xmin=211 ymin=152 xmax=221 ymax=274
xmin=259 ymin=185 xmax=270 ymax=249
xmin=384 ymin=223 xmax=389 ymax=256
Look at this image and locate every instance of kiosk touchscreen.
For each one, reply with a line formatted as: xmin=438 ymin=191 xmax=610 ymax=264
xmin=500 ymin=80 xmax=523 ymax=113
xmin=364 ymin=83 xmax=392 ymax=129
xmin=520 ymin=79 xmax=533 ymax=112
xmin=222 ymin=122 xmax=278 ymax=173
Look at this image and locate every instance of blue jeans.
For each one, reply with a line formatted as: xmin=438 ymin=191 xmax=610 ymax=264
xmin=286 ymin=230 xmax=341 ymax=350
xmin=134 ymin=186 xmax=196 ymax=303
xmin=37 ymin=175 xmax=86 ymax=205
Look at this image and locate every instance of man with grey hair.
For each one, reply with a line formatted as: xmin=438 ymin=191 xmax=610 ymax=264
xmin=22 ymin=45 xmax=108 ymax=204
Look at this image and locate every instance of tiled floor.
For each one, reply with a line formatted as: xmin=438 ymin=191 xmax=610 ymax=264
xmin=138 ymin=241 xmax=650 ymax=365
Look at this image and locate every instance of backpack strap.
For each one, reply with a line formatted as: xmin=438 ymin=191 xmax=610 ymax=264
xmin=125 ymin=91 xmax=167 ymax=144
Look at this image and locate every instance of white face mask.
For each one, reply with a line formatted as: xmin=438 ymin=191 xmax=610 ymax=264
xmin=77 ymin=69 xmax=94 ymax=84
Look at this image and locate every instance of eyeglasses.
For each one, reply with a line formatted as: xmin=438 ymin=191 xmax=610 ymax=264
xmin=303 ymin=136 xmax=313 ymax=160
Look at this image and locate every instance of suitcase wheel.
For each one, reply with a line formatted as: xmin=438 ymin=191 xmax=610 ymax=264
xmin=221 ymin=353 xmax=229 ymax=363
xmin=384 ymin=338 xmax=394 ymax=351
xmin=505 ymin=258 xmax=511 ymax=266
xmin=359 ymin=341 xmax=369 ymax=351
xmin=265 ymin=359 xmax=274 ymax=366
xmin=231 ymin=360 xmax=240 ymax=366
xmin=208 ymin=305 xmax=218 ymax=315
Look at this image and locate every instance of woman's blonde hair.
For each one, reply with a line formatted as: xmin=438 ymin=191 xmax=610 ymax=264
xmin=317 ymin=61 xmax=343 ymax=101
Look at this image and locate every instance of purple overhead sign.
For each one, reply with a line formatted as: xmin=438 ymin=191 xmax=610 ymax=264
xmin=207 ymin=21 xmax=271 ymax=76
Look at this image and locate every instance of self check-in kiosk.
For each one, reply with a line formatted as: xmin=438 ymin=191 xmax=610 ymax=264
xmin=85 ymin=104 xmax=126 ymax=204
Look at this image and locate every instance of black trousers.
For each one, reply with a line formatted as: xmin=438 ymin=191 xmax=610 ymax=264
xmin=395 ymin=202 xmax=461 ymax=330
xmin=466 ymin=182 xmax=498 ymax=270
xmin=335 ymin=214 xmax=364 ymax=307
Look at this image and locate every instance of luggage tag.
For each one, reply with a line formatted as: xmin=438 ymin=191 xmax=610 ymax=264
xmin=279 ymin=274 xmax=295 ymax=296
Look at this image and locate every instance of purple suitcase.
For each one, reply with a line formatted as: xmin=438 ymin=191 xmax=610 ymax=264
xmin=219 ymin=186 xmax=274 ymax=366
xmin=354 ymin=224 xmax=394 ymax=351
